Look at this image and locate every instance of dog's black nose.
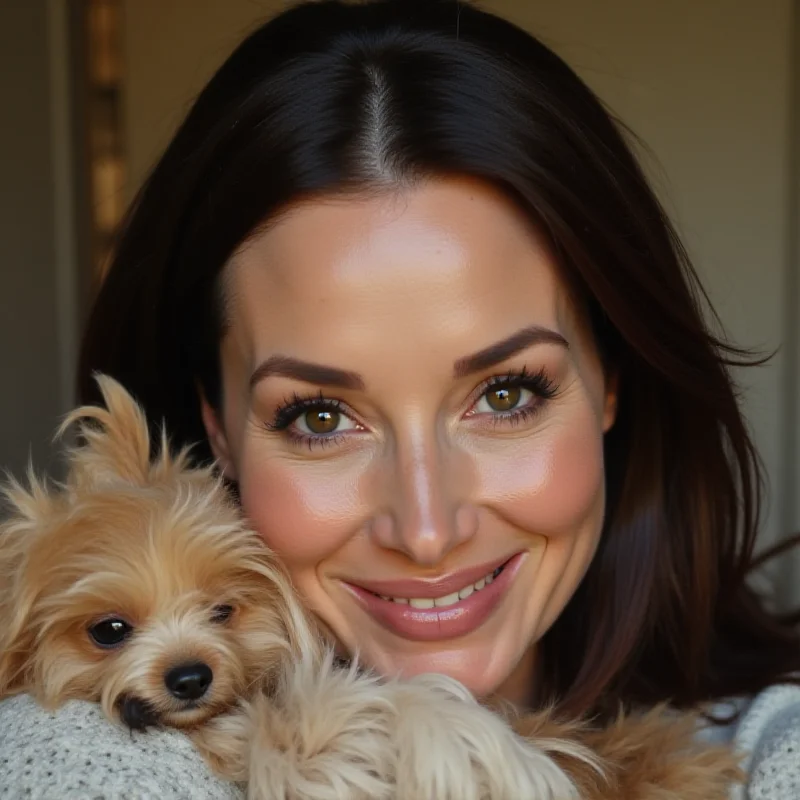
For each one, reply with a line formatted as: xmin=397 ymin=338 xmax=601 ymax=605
xmin=164 ymin=662 xmax=213 ymax=700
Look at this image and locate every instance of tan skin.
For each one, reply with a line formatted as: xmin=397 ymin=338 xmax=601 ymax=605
xmin=201 ymin=177 xmax=617 ymax=707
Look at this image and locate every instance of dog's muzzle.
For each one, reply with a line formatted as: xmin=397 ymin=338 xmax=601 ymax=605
xmin=117 ymin=695 xmax=161 ymax=731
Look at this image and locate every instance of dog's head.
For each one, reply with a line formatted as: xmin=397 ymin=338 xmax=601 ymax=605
xmin=0 ymin=375 xmax=317 ymax=730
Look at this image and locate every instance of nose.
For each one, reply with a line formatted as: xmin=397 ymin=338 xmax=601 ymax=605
xmin=164 ymin=662 xmax=213 ymax=700
xmin=371 ymin=427 xmax=478 ymax=565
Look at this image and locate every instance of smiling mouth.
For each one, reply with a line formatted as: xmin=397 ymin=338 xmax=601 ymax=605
xmin=342 ymin=553 xmax=524 ymax=643
xmin=367 ymin=562 xmax=507 ymax=608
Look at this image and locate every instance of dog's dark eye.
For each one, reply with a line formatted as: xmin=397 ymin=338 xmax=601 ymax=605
xmin=88 ymin=618 xmax=132 ymax=648
xmin=210 ymin=604 xmax=234 ymax=624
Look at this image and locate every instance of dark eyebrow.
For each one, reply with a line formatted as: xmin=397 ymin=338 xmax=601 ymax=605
xmin=249 ymin=356 xmax=365 ymax=391
xmin=453 ymin=326 xmax=568 ymax=378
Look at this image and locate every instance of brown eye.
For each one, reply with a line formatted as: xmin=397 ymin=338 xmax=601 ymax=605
xmin=210 ymin=604 xmax=234 ymax=623
xmin=88 ymin=618 xmax=132 ymax=649
xmin=302 ymin=409 xmax=340 ymax=435
xmin=484 ymin=385 xmax=522 ymax=412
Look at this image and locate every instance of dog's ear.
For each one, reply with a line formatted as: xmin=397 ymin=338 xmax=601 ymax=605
xmin=58 ymin=374 xmax=157 ymax=488
xmin=0 ymin=474 xmax=50 ymax=697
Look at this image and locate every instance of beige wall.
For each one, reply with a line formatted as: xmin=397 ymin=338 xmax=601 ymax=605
xmin=119 ymin=1 xmax=797 ymax=598
xmin=122 ymin=0 xmax=281 ymax=194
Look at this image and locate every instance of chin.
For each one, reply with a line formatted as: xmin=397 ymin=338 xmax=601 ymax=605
xmin=362 ymin=639 xmax=521 ymax=700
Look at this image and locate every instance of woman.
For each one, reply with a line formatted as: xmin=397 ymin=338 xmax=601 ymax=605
xmin=1 ymin=0 xmax=798 ymax=796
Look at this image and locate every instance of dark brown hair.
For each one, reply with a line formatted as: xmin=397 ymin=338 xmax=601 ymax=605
xmin=78 ymin=0 xmax=800 ymax=717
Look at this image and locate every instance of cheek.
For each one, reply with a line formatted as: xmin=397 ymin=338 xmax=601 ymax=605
xmin=237 ymin=454 xmax=367 ymax=565
xmin=475 ymin=411 xmax=605 ymax=536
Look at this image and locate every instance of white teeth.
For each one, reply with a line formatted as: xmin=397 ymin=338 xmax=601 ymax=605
xmin=378 ymin=566 xmax=504 ymax=607
xmin=433 ymin=591 xmax=461 ymax=608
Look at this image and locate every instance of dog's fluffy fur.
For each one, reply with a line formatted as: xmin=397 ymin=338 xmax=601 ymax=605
xmin=0 ymin=376 xmax=742 ymax=799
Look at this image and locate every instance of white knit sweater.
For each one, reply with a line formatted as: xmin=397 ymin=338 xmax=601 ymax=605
xmin=0 ymin=685 xmax=798 ymax=799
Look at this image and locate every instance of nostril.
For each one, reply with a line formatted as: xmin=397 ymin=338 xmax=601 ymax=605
xmin=164 ymin=662 xmax=213 ymax=700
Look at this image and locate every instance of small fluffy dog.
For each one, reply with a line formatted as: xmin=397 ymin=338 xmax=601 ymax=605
xmin=0 ymin=377 xmax=741 ymax=799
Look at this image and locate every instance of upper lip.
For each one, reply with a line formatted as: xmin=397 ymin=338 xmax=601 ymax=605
xmin=342 ymin=553 xmax=517 ymax=599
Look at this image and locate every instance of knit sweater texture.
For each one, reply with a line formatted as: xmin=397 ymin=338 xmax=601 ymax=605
xmin=0 ymin=685 xmax=798 ymax=799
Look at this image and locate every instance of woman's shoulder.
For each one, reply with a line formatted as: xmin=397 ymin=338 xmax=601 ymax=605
xmin=0 ymin=693 xmax=243 ymax=799
xmin=726 ymin=683 xmax=800 ymax=800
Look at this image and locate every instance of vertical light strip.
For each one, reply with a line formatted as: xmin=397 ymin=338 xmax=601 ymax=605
xmin=86 ymin=0 xmax=125 ymax=280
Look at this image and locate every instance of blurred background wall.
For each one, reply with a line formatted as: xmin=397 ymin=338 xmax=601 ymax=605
xmin=2 ymin=0 xmax=799 ymax=602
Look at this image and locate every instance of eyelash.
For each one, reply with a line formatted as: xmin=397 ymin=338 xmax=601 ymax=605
xmin=265 ymin=368 xmax=559 ymax=449
xmin=265 ymin=391 xmax=349 ymax=449
xmin=469 ymin=367 xmax=558 ymax=427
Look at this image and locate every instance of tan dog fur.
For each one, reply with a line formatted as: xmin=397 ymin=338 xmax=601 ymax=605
xmin=0 ymin=377 xmax=742 ymax=799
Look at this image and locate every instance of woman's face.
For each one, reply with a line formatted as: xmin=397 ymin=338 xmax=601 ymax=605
xmin=202 ymin=177 xmax=616 ymax=703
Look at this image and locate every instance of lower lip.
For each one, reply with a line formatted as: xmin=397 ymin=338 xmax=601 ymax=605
xmin=343 ymin=552 xmax=524 ymax=642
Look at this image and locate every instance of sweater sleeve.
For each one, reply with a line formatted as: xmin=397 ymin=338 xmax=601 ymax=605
xmin=731 ymin=684 xmax=800 ymax=800
xmin=0 ymin=694 xmax=244 ymax=800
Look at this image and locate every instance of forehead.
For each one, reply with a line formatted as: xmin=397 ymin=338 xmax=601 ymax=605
xmin=224 ymin=177 xmax=583 ymax=366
